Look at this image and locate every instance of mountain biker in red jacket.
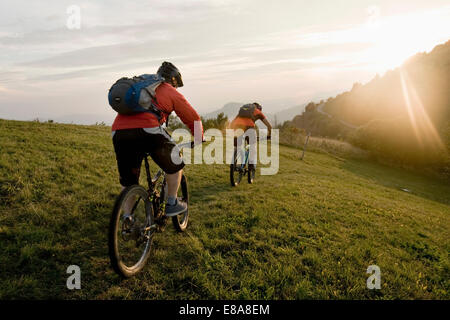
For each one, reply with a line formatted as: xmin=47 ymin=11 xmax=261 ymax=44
xmin=111 ymin=62 xmax=203 ymax=216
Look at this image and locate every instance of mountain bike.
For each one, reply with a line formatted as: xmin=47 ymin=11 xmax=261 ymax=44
xmin=230 ymin=136 xmax=268 ymax=186
xmin=108 ymin=142 xmax=193 ymax=278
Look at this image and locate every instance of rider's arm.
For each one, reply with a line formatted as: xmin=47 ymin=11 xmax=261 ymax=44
xmin=254 ymin=109 xmax=272 ymax=138
xmin=169 ymin=88 xmax=204 ymax=140
xmin=261 ymin=117 xmax=272 ymax=138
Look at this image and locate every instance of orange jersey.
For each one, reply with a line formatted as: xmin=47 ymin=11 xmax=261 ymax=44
xmin=229 ymin=108 xmax=265 ymax=130
xmin=112 ymin=82 xmax=202 ymax=136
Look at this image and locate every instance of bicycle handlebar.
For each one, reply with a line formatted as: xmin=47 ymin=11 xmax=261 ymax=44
xmin=177 ymin=137 xmax=269 ymax=149
xmin=257 ymin=136 xmax=271 ymax=142
xmin=177 ymin=140 xmax=205 ymax=149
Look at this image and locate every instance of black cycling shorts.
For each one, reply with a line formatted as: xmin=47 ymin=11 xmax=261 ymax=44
xmin=233 ymin=127 xmax=256 ymax=146
xmin=112 ymin=127 xmax=185 ymax=186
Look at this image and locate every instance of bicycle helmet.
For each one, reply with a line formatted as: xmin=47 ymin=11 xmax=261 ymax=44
xmin=157 ymin=61 xmax=184 ymax=88
xmin=253 ymin=102 xmax=262 ymax=111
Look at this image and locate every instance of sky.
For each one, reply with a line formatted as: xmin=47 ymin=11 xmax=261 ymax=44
xmin=0 ymin=0 xmax=449 ymax=124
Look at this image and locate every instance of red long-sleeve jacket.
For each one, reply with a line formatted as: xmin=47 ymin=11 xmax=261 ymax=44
xmin=111 ymin=82 xmax=203 ymax=136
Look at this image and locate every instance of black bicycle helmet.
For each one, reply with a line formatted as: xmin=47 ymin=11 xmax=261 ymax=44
xmin=253 ymin=102 xmax=262 ymax=111
xmin=157 ymin=61 xmax=184 ymax=88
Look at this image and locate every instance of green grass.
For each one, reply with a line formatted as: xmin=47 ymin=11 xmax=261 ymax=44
xmin=0 ymin=119 xmax=449 ymax=299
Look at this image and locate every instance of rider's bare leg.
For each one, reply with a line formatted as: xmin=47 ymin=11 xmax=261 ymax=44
xmin=166 ymin=169 xmax=182 ymax=199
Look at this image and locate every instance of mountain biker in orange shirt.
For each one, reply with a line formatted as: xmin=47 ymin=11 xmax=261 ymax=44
xmin=229 ymin=103 xmax=272 ymax=171
xmin=229 ymin=102 xmax=272 ymax=137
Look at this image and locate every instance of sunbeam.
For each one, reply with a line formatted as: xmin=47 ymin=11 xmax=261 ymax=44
xmin=399 ymin=68 xmax=446 ymax=151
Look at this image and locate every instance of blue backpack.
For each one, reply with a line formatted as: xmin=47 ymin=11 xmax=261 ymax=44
xmin=108 ymin=74 xmax=165 ymax=120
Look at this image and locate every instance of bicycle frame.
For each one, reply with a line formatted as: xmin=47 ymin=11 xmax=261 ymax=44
xmin=238 ymin=135 xmax=269 ymax=170
xmin=143 ymin=154 xmax=163 ymax=192
xmin=142 ymin=140 xmax=193 ymax=192
xmin=241 ymin=145 xmax=250 ymax=170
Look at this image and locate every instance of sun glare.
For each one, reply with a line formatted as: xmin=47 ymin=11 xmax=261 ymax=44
xmin=360 ymin=7 xmax=450 ymax=72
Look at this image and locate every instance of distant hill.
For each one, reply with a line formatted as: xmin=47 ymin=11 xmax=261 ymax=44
xmin=271 ymin=104 xmax=307 ymax=125
xmin=202 ymin=102 xmax=243 ymax=120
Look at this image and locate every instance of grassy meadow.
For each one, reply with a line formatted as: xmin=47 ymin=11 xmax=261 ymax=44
xmin=0 ymin=119 xmax=449 ymax=299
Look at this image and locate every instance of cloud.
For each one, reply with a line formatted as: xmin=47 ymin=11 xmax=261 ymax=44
xmin=19 ymin=37 xmax=170 ymax=68
xmin=1 ymin=0 xmax=450 ymax=122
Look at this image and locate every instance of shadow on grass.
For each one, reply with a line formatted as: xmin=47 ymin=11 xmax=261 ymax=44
xmin=340 ymin=158 xmax=450 ymax=206
xmin=188 ymin=170 xmax=237 ymax=201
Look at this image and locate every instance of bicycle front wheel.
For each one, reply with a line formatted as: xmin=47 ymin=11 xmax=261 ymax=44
xmin=171 ymin=174 xmax=189 ymax=232
xmin=108 ymin=185 xmax=154 ymax=278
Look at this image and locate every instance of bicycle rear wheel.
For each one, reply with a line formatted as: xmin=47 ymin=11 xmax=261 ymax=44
xmin=230 ymin=148 xmax=244 ymax=186
xmin=248 ymin=165 xmax=255 ymax=184
xmin=108 ymin=185 xmax=154 ymax=278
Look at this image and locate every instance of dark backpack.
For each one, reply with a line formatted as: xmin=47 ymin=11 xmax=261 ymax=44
xmin=238 ymin=104 xmax=256 ymax=120
xmin=108 ymin=74 xmax=165 ymax=120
